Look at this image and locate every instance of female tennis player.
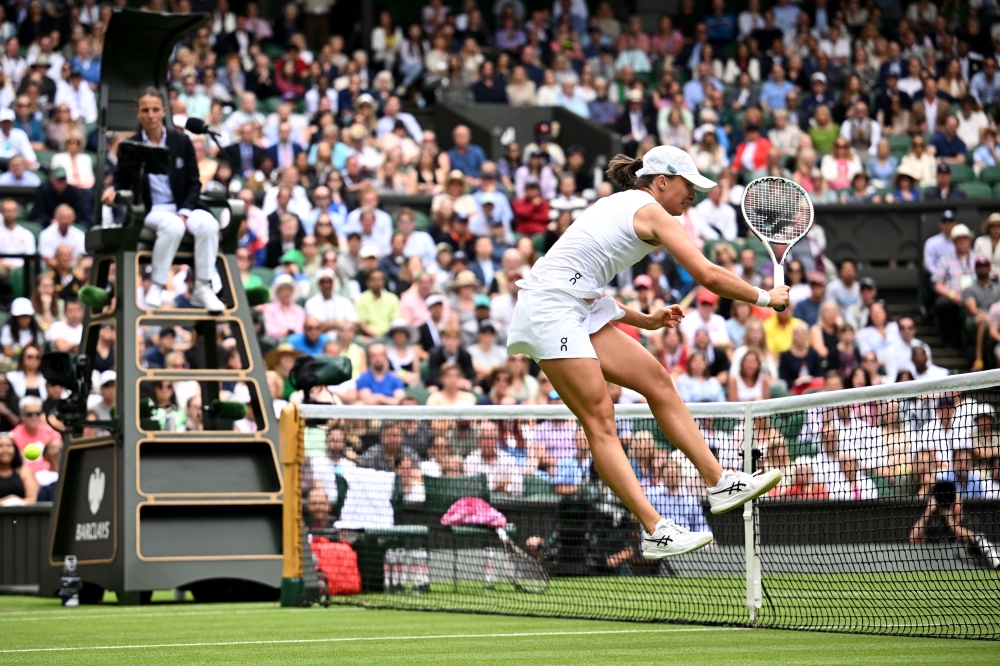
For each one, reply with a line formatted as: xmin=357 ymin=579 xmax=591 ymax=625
xmin=507 ymin=146 xmax=789 ymax=559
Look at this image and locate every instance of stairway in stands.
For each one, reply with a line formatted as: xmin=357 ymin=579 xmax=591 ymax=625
xmin=883 ymin=290 xmax=968 ymax=374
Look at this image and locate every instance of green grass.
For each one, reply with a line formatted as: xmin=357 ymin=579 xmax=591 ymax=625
xmin=0 ymin=595 xmax=995 ymax=665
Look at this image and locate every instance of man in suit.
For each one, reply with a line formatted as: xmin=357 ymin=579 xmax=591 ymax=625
xmin=613 ymin=89 xmax=655 ymax=157
xmin=101 ymin=87 xmax=224 ymax=311
xmin=214 ymin=15 xmax=253 ymax=60
xmin=224 ymin=122 xmax=268 ymax=178
xmin=31 ymin=166 xmax=90 ymax=225
xmin=265 ymin=122 xmax=304 ymax=170
xmin=910 ymin=78 xmax=952 ymax=135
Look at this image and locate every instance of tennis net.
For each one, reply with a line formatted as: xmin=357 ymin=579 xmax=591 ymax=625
xmin=280 ymin=370 xmax=1000 ymax=640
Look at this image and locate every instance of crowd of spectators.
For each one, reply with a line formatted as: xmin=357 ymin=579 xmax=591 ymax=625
xmin=4 ymin=1 xmax=1000 ymax=515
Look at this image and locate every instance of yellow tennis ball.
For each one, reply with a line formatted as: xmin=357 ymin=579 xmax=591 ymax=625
xmin=23 ymin=442 xmax=43 ymax=461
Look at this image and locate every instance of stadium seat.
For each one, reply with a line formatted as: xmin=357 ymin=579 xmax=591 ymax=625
xmin=18 ymin=220 xmax=42 ymax=241
xmin=258 ymin=96 xmax=282 ymax=115
xmin=949 ymin=164 xmax=975 ymax=184
xmin=35 ymin=150 xmax=54 ymax=169
xmin=773 ymin=410 xmax=804 ymax=441
xmin=250 ymin=266 xmax=275 ymax=286
xmin=9 ymin=265 xmax=24 ymax=298
xmin=886 ymin=134 xmax=911 ymax=154
xmin=961 ymin=181 xmax=993 ymax=199
xmin=868 ymin=472 xmax=891 ymax=499
xmin=404 ymin=386 xmax=430 ymax=405
xmin=521 ymin=475 xmax=559 ymax=502
xmin=993 ymin=183 xmax=1000 ymax=198
xmin=980 ymin=165 xmax=1000 ymax=185
xmin=531 ymin=232 xmax=546 ymax=257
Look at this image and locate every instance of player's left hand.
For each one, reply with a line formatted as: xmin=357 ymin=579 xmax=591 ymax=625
xmin=646 ymin=304 xmax=683 ymax=330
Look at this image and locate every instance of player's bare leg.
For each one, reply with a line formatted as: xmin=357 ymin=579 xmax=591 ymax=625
xmin=590 ymin=324 xmax=781 ymax=514
xmin=540 ymin=356 xmax=713 ymax=558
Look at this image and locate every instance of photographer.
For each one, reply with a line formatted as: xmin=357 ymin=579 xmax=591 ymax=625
xmin=101 ymin=87 xmax=224 ymax=312
xmin=910 ymin=480 xmax=1000 ymax=569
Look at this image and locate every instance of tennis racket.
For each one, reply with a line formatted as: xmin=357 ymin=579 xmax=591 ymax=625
xmin=497 ymin=527 xmax=549 ymax=594
xmin=739 ymin=177 xmax=815 ymax=312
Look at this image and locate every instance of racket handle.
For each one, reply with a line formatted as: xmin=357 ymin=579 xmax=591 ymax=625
xmin=772 ymin=264 xmax=786 ymax=312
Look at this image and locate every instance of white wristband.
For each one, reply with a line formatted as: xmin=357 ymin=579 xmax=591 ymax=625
xmin=754 ymin=288 xmax=770 ymax=308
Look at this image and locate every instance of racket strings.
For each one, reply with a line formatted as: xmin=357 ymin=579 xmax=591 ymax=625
xmin=742 ymin=179 xmax=811 ymax=244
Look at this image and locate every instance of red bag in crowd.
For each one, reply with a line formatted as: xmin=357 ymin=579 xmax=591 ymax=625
xmin=309 ymin=536 xmax=361 ymax=596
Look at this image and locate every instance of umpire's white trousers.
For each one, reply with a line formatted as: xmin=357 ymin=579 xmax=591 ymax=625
xmin=144 ymin=204 xmax=219 ymax=286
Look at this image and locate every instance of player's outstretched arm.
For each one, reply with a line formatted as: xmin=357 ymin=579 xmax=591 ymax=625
xmin=633 ymin=205 xmax=790 ymax=309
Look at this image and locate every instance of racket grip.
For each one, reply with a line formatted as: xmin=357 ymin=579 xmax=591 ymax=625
xmin=772 ymin=264 xmax=786 ymax=312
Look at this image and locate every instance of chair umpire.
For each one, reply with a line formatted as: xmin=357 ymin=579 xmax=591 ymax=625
xmin=101 ymin=86 xmax=225 ymax=311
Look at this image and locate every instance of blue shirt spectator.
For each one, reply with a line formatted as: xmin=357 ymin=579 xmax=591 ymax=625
xmin=682 ymin=66 xmax=722 ymax=110
xmin=551 ymin=455 xmax=591 ymax=488
xmin=794 ymin=297 xmax=822 ymax=327
xmin=970 ymin=60 xmax=1000 ymax=108
xmin=865 ymin=154 xmax=899 ymax=185
xmin=588 ymin=94 xmax=620 ymax=127
xmin=647 ymin=477 xmax=711 ymax=533
xmin=447 ymin=126 xmax=487 ymax=177
xmin=286 ymin=330 xmax=329 ymax=356
xmin=357 ymin=368 xmax=405 ymax=398
xmin=931 ymin=129 xmax=967 ymax=162
xmin=772 ymin=1 xmax=801 ymax=37
xmin=13 ymin=113 xmax=44 ymax=146
xmin=760 ymin=76 xmax=796 ymax=111
xmin=704 ymin=7 xmax=736 ymax=43
xmin=555 ymin=85 xmax=590 ymax=119
xmin=70 ymin=54 xmax=102 ymax=86
xmin=974 ymin=135 xmax=1000 ymax=168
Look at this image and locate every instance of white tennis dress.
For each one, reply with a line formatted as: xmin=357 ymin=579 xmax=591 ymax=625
xmin=507 ymin=189 xmax=662 ymax=360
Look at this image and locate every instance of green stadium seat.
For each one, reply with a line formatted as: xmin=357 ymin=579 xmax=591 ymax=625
xmin=35 ymin=150 xmax=55 ymax=169
xmin=250 ymin=266 xmax=275 ymax=287
xmin=743 ymin=235 xmax=772 ymax=265
xmin=886 ymin=134 xmax=911 ymax=154
xmin=404 ymin=386 xmax=430 ymax=405
xmin=261 ymin=43 xmax=285 ymax=61
xmin=949 ymin=164 xmax=975 ymax=184
xmin=992 ymin=183 xmax=1000 ymax=198
xmin=960 ymin=181 xmax=993 ymax=199
xmin=773 ymin=410 xmax=805 ymax=441
xmin=521 ymin=475 xmax=559 ymax=501
xmin=531 ymin=232 xmax=546 ymax=257
xmin=9 ymin=265 xmax=24 ymax=298
xmin=257 ymin=96 xmax=282 ymax=115
xmin=788 ymin=439 xmax=818 ymax=461
xmin=980 ymin=165 xmax=1000 ymax=185
xmin=18 ymin=220 xmax=42 ymax=241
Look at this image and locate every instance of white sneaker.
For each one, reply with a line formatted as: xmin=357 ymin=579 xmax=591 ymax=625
xmin=641 ymin=518 xmax=713 ymax=560
xmin=191 ymin=284 xmax=225 ymax=312
xmin=707 ymin=469 xmax=783 ymax=515
xmin=145 ymin=283 xmax=163 ymax=309
xmin=974 ymin=536 xmax=1000 ymax=569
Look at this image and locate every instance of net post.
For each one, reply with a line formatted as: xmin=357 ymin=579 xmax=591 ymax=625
xmin=280 ymin=402 xmax=305 ymax=607
xmin=742 ymin=403 xmax=758 ymax=624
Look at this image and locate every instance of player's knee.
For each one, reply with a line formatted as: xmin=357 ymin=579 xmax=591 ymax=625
xmin=579 ymin=400 xmax=616 ymax=439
